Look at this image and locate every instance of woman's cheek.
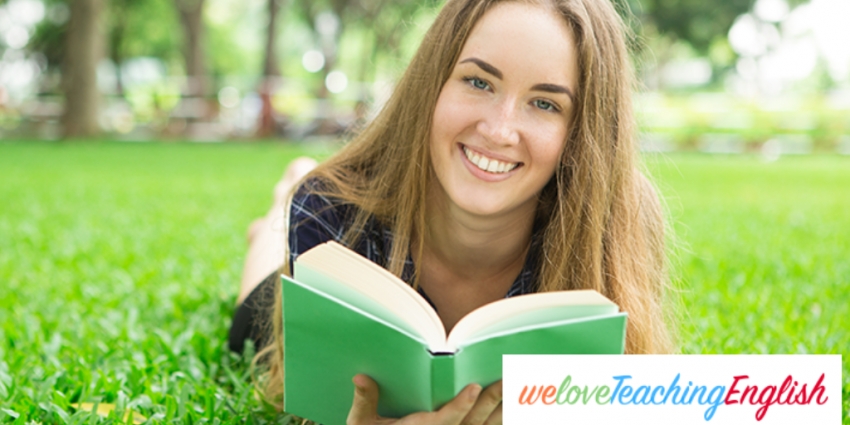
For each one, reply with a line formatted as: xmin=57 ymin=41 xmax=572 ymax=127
xmin=433 ymin=90 xmax=467 ymax=138
xmin=530 ymin=121 xmax=568 ymax=170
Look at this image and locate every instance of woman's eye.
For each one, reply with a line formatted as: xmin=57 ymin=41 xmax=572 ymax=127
xmin=465 ymin=77 xmax=490 ymax=91
xmin=533 ymin=99 xmax=558 ymax=112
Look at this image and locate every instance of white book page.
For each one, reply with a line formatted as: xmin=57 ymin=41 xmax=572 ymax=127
xmin=296 ymin=241 xmax=447 ymax=350
xmin=446 ymin=290 xmax=618 ymax=350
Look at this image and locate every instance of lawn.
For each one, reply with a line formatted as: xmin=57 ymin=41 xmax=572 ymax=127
xmin=0 ymin=142 xmax=847 ymax=423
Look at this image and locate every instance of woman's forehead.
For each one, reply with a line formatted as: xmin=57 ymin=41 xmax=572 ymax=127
xmin=457 ymin=2 xmax=579 ymax=88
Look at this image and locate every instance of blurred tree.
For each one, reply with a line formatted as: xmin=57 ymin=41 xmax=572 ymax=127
xmin=289 ymin=0 xmax=429 ymax=91
xmin=290 ymin=0 xmax=340 ymax=100
xmin=627 ymin=0 xmax=811 ymax=89
xmin=108 ymin=0 xmax=181 ymax=96
xmin=351 ymin=0 xmax=436 ymax=89
xmin=62 ymin=0 xmax=104 ymax=138
xmin=634 ymin=0 xmax=754 ymax=54
xmin=109 ymin=0 xmax=135 ymax=96
xmin=628 ymin=0 xmax=809 ymax=55
xmin=257 ymin=0 xmax=284 ymax=137
xmin=287 ymin=0 xmax=436 ymax=133
xmin=263 ymin=0 xmax=283 ymax=79
xmin=29 ymin=3 xmax=68 ymax=77
xmin=31 ymin=0 xmax=179 ymax=80
xmin=173 ymin=0 xmax=207 ymax=96
xmin=287 ymin=0 xmax=357 ymax=135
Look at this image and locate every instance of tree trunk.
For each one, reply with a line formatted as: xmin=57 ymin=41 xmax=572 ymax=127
xmin=175 ymin=0 xmax=206 ymax=97
xmin=257 ymin=0 xmax=281 ymax=138
xmin=109 ymin=11 xmax=127 ymax=98
xmin=263 ymin=0 xmax=281 ymax=78
xmin=62 ymin=0 xmax=104 ymax=138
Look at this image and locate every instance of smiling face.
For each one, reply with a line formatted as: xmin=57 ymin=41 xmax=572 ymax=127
xmin=429 ymin=1 xmax=580 ymax=219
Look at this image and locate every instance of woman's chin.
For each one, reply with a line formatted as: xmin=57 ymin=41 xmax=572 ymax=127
xmin=448 ymin=196 xmax=517 ymax=218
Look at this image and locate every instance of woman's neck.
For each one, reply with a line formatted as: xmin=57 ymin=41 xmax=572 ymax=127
xmin=421 ymin=182 xmax=537 ymax=282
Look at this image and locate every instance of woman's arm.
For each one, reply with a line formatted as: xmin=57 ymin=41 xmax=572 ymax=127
xmin=236 ymin=157 xmax=317 ymax=305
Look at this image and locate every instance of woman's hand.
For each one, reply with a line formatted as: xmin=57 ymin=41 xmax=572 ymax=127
xmin=346 ymin=374 xmax=502 ymax=425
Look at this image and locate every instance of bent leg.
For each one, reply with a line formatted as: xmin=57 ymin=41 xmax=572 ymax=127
xmin=236 ymin=157 xmax=317 ymax=305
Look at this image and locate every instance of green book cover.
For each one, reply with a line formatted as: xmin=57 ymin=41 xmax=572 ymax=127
xmin=282 ymin=242 xmax=626 ymax=425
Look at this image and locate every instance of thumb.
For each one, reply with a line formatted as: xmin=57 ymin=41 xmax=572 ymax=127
xmin=434 ymin=383 xmax=481 ymax=423
xmin=347 ymin=374 xmax=380 ymax=425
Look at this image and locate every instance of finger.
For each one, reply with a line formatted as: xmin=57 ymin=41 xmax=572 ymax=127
xmin=433 ymin=383 xmax=481 ymax=424
xmin=482 ymin=402 xmax=502 ymax=425
xmin=347 ymin=374 xmax=380 ymax=425
xmin=462 ymin=380 xmax=502 ymax=425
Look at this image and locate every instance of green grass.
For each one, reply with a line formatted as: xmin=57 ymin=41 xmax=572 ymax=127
xmin=647 ymin=153 xmax=850 ymax=420
xmin=0 ymin=142 xmax=847 ymax=423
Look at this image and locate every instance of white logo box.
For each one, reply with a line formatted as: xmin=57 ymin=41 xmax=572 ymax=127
xmin=503 ymin=355 xmax=842 ymax=425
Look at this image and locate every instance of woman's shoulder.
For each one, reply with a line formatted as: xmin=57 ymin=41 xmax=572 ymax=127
xmin=289 ymin=177 xmax=355 ymax=239
xmin=287 ymin=177 xmax=354 ymax=270
xmin=288 ymin=176 xmax=389 ymax=260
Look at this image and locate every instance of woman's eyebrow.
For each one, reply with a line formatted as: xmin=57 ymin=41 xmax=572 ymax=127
xmin=459 ymin=57 xmax=576 ymax=104
xmin=531 ymin=83 xmax=576 ymax=104
xmin=459 ymin=57 xmax=503 ymax=79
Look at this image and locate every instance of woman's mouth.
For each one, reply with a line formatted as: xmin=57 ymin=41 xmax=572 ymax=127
xmin=462 ymin=145 xmax=521 ymax=174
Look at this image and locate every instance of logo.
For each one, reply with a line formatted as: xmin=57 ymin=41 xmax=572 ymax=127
xmin=503 ymin=355 xmax=842 ymax=424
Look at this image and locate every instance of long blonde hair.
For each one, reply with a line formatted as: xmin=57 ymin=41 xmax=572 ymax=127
xmin=253 ymin=0 xmax=673 ymax=409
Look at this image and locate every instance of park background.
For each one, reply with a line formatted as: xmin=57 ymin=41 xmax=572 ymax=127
xmin=1 ymin=0 xmax=848 ymax=422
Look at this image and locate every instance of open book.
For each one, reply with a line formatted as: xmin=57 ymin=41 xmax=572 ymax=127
xmin=282 ymin=241 xmax=626 ymax=425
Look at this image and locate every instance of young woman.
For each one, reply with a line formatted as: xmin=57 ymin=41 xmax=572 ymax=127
xmin=230 ymin=0 xmax=673 ymax=422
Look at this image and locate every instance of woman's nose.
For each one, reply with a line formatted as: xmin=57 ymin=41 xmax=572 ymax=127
xmin=476 ymin=99 xmax=521 ymax=146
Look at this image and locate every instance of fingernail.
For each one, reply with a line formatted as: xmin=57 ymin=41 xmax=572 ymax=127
xmin=468 ymin=384 xmax=482 ymax=402
xmin=352 ymin=376 xmax=366 ymax=394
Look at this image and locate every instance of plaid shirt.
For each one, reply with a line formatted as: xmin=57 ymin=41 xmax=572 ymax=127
xmin=288 ymin=179 xmax=540 ymax=308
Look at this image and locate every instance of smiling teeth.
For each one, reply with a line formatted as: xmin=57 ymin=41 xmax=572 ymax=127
xmin=463 ymin=146 xmax=519 ymax=174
